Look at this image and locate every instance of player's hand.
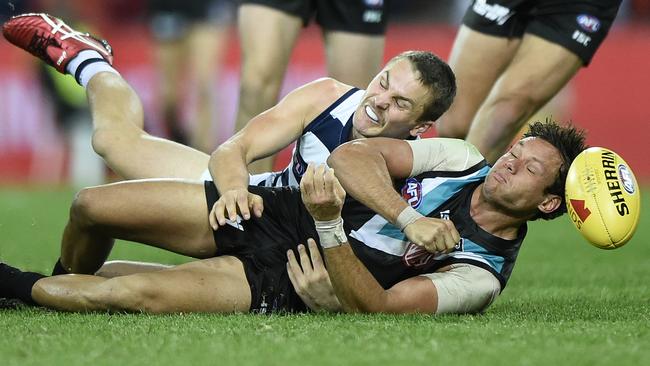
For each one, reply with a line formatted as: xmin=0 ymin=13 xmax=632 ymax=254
xmin=300 ymin=163 xmax=346 ymax=221
xmin=403 ymin=217 xmax=460 ymax=254
xmin=287 ymin=238 xmax=342 ymax=312
xmin=209 ymin=188 xmax=264 ymax=230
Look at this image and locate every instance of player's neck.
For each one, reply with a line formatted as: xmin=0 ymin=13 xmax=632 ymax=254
xmin=470 ymin=186 xmax=526 ymax=240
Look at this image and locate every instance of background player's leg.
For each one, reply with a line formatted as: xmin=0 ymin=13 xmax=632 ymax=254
xmin=186 ymin=21 xmax=229 ymax=153
xmin=60 ymin=180 xmax=216 ymax=274
xmin=87 ymin=72 xmax=211 ymax=180
xmin=322 ymin=31 xmax=384 ymax=89
xmin=465 ymin=34 xmax=582 ymax=163
xmin=33 ymin=256 xmax=251 ymax=313
xmin=436 ymin=25 xmax=521 ymax=139
xmin=235 ymin=4 xmax=302 ymax=173
xmin=154 ymin=33 xmax=188 ymax=146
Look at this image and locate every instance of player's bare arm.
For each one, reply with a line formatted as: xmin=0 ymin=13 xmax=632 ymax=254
xmin=300 ymin=164 xmax=440 ymax=313
xmin=208 ymin=78 xmax=353 ymax=229
xmin=328 ymin=138 xmax=483 ymax=253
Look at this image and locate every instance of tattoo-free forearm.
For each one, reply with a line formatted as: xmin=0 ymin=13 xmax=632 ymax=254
xmin=323 ymin=245 xmax=389 ymax=313
xmin=209 ymin=141 xmax=251 ymax=192
xmin=328 ymin=141 xmax=408 ymax=224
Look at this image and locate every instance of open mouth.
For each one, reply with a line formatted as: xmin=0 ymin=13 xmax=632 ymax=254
xmin=365 ymin=105 xmax=379 ymax=124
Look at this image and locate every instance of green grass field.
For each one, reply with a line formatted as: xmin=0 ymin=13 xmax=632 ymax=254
xmin=1 ymin=187 xmax=649 ymax=366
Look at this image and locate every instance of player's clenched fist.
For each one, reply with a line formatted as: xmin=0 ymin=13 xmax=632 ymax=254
xmin=403 ymin=217 xmax=460 ymax=254
xmin=300 ymin=163 xmax=346 ymax=221
xmin=209 ymin=188 xmax=264 ymax=230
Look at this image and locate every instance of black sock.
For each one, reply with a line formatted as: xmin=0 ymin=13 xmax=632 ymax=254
xmin=51 ymin=258 xmax=69 ymax=276
xmin=0 ymin=263 xmax=45 ymax=305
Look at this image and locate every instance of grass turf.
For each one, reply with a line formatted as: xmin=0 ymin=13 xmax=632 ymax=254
xmin=1 ymin=187 xmax=649 ymax=366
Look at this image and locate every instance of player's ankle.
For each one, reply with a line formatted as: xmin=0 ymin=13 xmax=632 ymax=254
xmin=65 ymin=50 xmax=119 ymax=88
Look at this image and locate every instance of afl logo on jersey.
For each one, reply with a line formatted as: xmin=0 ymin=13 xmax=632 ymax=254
xmin=576 ymin=14 xmax=600 ymax=33
xmin=401 ymin=178 xmax=422 ymax=208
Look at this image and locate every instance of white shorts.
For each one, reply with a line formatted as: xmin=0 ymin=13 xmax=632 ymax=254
xmin=421 ymin=263 xmax=501 ymax=315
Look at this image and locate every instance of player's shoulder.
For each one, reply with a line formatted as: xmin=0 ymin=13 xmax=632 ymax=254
xmin=302 ymin=77 xmax=355 ymax=100
xmin=293 ymin=78 xmax=356 ymax=121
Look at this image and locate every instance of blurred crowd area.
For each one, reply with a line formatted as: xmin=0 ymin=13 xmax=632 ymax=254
xmin=1 ymin=0 xmax=649 ymax=186
xmin=2 ymin=0 xmax=650 ymax=27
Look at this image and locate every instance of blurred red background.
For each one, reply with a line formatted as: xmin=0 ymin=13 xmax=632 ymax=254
xmin=1 ymin=20 xmax=649 ymax=183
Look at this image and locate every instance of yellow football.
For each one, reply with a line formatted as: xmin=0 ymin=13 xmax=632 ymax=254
xmin=565 ymin=147 xmax=641 ymax=249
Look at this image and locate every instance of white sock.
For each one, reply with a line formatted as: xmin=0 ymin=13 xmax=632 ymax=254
xmin=64 ymin=50 xmax=119 ymax=88
xmin=77 ymin=62 xmax=120 ymax=88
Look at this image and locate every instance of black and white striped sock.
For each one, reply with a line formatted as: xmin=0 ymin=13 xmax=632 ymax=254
xmin=64 ymin=50 xmax=120 ymax=88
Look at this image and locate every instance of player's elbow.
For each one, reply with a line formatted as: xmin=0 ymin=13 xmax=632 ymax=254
xmin=328 ymin=141 xmax=372 ymax=169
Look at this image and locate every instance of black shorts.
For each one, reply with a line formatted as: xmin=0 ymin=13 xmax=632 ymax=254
xmin=204 ymin=181 xmax=319 ymax=313
xmin=149 ymin=0 xmax=235 ymax=40
xmin=462 ymin=0 xmax=622 ymax=65
xmin=240 ymin=0 xmax=389 ymax=35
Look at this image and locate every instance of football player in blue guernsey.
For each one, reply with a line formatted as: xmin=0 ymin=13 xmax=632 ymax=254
xmin=3 ymin=13 xmax=455 ymax=307
xmin=0 ymin=120 xmax=586 ymax=314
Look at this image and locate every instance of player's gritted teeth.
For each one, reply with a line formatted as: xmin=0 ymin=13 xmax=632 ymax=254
xmin=364 ymin=105 xmax=380 ymax=125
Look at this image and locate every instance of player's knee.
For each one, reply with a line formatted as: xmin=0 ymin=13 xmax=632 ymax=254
xmin=239 ymin=66 xmax=284 ymax=103
xmin=91 ymin=126 xmax=140 ymax=159
xmin=91 ymin=127 xmax=123 ymax=158
xmin=69 ymin=188 xmax=104 ymax=228
xmin=486 ymin=93 xmax=537 ymax=131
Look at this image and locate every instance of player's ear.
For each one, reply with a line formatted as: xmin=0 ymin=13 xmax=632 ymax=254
xmin=538 ymin=194 xmax=562 ymax=214
xmin=410 ymin=121 xmax=433 ymax=136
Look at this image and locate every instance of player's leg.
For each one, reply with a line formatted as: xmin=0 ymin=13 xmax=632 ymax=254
xmin=154 ymin=34 xmax=188 ymax=145
xmin=185 ymin=20 xmax=229 ymax=153
xmin=87 ymin=72 xmax=211 ymax=179
xmin=465 ymin=34 xmax=582 ymax=162
xmin=95 ymin=260 xmax=173 ymax=278
xmin=319 ymin=0 xmax=386 ymax=89
xmin=435 ymin=25 xmax=520 ymax=139
xmin=235 ymin=3 xmax=302 ymax=173
xmin=2 ymin=13 xmax=211 ymax=180
xmin=322 ymin=31 xmax=383 ymax=89
xmin=59 ymin=179 xmax=217 ymax=274
xmin=33 ymin=256 xmax=252 ymax=313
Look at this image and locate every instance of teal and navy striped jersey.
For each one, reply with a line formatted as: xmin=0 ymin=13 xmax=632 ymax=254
xmin=344 ymin=161 xmax=526 ymax=290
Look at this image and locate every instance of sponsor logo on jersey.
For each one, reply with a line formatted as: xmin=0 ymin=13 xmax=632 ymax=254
xmin=401 ymin=178 xmax=422 ymax=208
xmin=572 ymin=30 xmax=592 ymax=47
xmin=363 ymin=10 xmax=382 ymax=23
xmin=472 ymin=0 xmax=513 ymax=26
xmin=576 ymin=14 xmax=601 ymax=33
xmin=402 ymin=242 xmax=435 ymax=268
xmin=618 ymin=164 xmax=635 ymax=194
xmin=402 ymin=239 xmax=465 ymax=268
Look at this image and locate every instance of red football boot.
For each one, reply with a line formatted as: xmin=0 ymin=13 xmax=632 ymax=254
xmin=2 ymin=13 xmax=113 ymax=73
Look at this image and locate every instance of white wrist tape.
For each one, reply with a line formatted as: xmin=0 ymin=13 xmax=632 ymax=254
xmin=314 ymin=217 xmax=347 ymax=249
xmin=395 ymin=206 xmax=424 ymax=231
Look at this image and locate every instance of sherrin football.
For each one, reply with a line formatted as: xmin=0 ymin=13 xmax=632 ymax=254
xmin=565 ymin=147 xmax=640 ymax=249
